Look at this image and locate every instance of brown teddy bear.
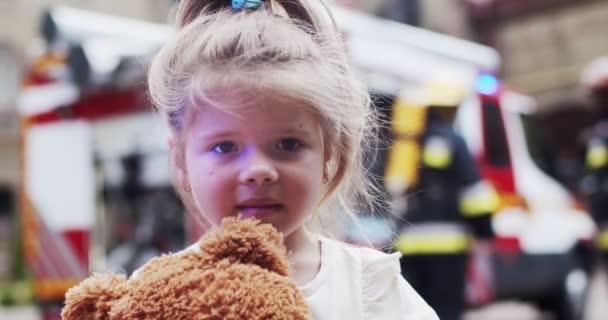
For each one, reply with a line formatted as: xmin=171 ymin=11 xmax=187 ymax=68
xmin=61 ymin=217 xmax=311 ymax=319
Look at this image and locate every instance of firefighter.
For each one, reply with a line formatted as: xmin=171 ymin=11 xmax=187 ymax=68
xmin=580 ymin=57 xmax=608 ymax=269
xmin=386 ymin=79 xmax=498 ymax=320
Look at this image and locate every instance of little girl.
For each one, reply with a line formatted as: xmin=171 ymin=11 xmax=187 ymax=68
xmin=147 ymin=0 xmax=438 ymax=319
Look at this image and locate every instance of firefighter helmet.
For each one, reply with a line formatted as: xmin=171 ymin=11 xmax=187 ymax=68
xmin=420 ymin=79 xmax=467 ymax=108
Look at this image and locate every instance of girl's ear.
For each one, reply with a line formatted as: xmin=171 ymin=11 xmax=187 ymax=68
xmin=168 ymin=136 xmax=183 ymax=169
xmin=167 ymin=135 xmax=176 ymax=150
xmin=322 ymin=141 xmax=332 ymax=184
xmin=168 ymin=136 xmax=190 ymax=191
xmin=323 ymin=137 xmax=332 ymax=164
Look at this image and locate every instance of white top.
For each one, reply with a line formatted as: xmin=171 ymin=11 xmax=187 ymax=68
xmin=304 ymin=237 xmax=438 ymax=320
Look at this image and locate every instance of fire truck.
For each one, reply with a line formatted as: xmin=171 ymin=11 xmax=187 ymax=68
xmin=18 ymin=7 xmax=187 ymax=319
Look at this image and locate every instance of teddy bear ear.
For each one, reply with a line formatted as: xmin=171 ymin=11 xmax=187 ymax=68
xmin=61 ymin=273 xmax=127 ymax=320
xmin=199 ymin=217 xmax=291 ymax=276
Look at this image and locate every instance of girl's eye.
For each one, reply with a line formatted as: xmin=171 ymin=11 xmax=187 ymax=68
xmin=212 ymin=142 xmax=238 ymax=154
xmin=277 ymin=138 xmax=302 ymax=152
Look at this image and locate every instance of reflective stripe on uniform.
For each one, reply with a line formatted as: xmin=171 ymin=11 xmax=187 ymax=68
xmin=586 ymin=139 xmax=608 ymax=169
xmin=597 ymin=230 xmax=608 ymax=251
xmin=395 ymin=223 xmax=471 ymax=255
xmin=395 ymin=233 xmax=471 ymax=255
xmin=459 ymin=181 xmax=500 ymax=217
xmin=385 ymin=139 xmax=420 ymax=194
xmin=422 ymin=136 xmax=452 ymax=169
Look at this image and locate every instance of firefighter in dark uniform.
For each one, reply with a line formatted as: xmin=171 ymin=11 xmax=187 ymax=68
xmin=581 ymin=57 xmax=608 ymax=269
xmin=386 ymin=80 xmax=498 ymax=320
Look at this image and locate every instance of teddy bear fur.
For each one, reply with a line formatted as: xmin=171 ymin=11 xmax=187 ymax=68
xmin=61 ymin=217 xmax=311 ymax=319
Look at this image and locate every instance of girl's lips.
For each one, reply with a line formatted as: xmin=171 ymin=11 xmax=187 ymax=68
xmin=237 ymin=205 xmax=284 ymax=219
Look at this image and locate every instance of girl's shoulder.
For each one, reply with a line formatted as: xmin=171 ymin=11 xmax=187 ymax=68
xmin=317 ymin=237 xmax=403 ymax=297
xmin=319 ymin=237 xmax=400 ymax=271
xmin=319 ymin=237 xmax=438 ymax=319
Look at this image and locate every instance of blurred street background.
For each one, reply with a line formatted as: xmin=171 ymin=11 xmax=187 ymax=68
xmin=2 ymin=0 xmax=608 ymax=319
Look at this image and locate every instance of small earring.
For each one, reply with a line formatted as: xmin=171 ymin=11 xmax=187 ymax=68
xmin=322 ymin=172 xmax=329 ymax=184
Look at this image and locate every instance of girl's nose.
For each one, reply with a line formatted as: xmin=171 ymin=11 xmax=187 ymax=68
xmin=238 ymin=151 xmax=279 ymax=186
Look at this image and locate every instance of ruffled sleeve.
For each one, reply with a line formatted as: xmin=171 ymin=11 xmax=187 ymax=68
xmin=361 ymin=249 xmax=438 ymax=320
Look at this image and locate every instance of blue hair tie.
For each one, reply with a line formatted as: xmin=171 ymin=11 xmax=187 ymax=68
xmin=232 ymin=0 xmax=265 ymax=11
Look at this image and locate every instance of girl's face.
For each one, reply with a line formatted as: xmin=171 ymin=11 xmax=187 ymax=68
xmin=178 ymin=93 xmax=327 ymax=238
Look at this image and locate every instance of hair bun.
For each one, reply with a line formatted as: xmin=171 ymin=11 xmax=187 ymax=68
xmin=175 ymin=0 xmax=232 ymax=27
xmin=175 ymin=0 xmax=321 ymax=31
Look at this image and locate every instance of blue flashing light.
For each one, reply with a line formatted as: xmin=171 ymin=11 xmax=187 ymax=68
xmin=477 ymin=74 xmax=499 ymax=95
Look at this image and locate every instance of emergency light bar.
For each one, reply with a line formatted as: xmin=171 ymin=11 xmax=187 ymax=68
xmin=477 ymin=74 xmax=500 ymax=95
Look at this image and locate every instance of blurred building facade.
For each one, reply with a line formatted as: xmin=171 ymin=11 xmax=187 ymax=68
xmin=467 ymin=0 xmax=608 ymax=111
xmin=355 ymin=0 xmax=472 ymax=39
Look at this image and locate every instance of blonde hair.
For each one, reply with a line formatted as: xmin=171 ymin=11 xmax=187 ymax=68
xmin=148 ymin=0 xmax=382 ymax=237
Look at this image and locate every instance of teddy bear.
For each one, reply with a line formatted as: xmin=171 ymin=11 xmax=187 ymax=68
xmin=61 ymin=217 xmax=311 ymax=319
